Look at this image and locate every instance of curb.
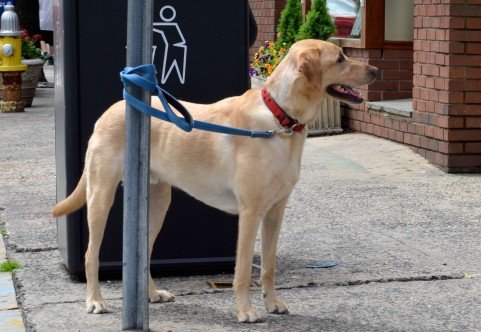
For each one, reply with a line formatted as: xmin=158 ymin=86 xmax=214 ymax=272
xmin=0 ymin=235 xmax=25 ymax=331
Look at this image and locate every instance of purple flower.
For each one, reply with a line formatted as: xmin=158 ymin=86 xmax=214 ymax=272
xmin=249 ymin=67 xmax=259 ymax=77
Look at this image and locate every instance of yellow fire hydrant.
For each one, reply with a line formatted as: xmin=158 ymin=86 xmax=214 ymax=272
xmin=0 ymin=3 xmax=27 ymax=113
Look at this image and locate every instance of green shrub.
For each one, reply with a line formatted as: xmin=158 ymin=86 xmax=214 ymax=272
xmin=296 ymin=0 xmax=336 ymax=41
xmin=276 ymin=0 xmax=303 ymax=49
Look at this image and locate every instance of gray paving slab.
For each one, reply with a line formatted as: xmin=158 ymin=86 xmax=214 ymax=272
xmin=296 ymin=135 xmax=481 ymax=275
xmin=1 ymin=66 xmax=481 ymax=330
xmin=23 ymin=278 xmax=481 ymax=331
xmin=0 ymin=86 xmax=56 ymax=251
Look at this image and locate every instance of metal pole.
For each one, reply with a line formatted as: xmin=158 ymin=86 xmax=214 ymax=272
xmin=123 ymin=0 xmax=153 ymax=330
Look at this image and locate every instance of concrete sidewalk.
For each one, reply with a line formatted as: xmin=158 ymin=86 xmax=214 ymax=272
xmin=1 ymin=66 xmax=481 ymax=330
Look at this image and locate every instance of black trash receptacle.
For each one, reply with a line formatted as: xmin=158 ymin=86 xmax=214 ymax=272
xmin=54 ymin=0 xmax=254 ymax=275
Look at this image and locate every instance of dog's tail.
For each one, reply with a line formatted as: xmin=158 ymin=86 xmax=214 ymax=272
xmin=52 ymin=171 xmax=87 ymax=218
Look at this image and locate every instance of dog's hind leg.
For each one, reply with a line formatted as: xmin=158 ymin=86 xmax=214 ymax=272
xmin=147 ymin=181 xmax=174 ymax=303
xmin=261 ymin=196 xmax=290 ymax=315
xmin=234 ymin=208 xmax=265 ymax=323
xmin=85 ymin=154 xmax=122 ymax=314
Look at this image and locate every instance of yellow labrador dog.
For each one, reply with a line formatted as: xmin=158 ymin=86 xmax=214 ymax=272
xmin=53 ymin=39 xmax=377 ymax=322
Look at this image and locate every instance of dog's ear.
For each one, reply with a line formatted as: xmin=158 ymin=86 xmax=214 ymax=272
xmin=297 ymin=48 xmax=322 ymax=90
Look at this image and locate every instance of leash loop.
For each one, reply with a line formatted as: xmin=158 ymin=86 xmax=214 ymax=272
xmin=120 ymin=64 xmax=294 ymax=139
xmin=121 ymin=65 xmax=194 ymax=132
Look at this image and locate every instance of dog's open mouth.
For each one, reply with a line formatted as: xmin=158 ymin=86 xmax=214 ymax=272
xmin=326 ymin=84 xmax=363 ymax=104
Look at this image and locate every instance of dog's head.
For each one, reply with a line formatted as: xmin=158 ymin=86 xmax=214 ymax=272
xmin=270 ymin=39 xmax=378 ymax=104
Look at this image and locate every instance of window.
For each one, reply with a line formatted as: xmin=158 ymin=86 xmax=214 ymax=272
xmin=385 ymin=0 xmax=414 ymax=41
xmin=333 ymin=0 xmax=414 ymax=50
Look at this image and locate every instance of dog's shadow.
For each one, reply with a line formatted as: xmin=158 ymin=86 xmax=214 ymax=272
xmin=59 ymin=254 xmax=381 ymax=331
xmin=148 ymin=301 xmax=375 ymax=331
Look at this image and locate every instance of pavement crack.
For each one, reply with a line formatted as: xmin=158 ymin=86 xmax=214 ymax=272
xmin=9 ymin=244 xmax=58 ymax=253
xmin=160 ymin=274 xmax=467 ymax=299
xmin=24 ymin=273 xmax=467 ymax=311
xmin=30 ymin=299 xmax=85 ymax=308
xmin=275 ymin=273 xmax=465 ymax=291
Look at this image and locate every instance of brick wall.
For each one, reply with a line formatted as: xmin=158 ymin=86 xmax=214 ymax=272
xmin=345 ymin=106 xmax=412 ymax=144
xmin=344 ymin=48 xmax=413 ymax=102
xmin=249 ymin=0 xmax=481 ymax=172
xmin=345 ymin=0 xmax=481 ymax=173
xmin=249 ymin=0 xmax=285 ymax=56
xmin=412 ymin=0 xmax=481 ymax=171
xmin=343 ymin=48 xmax=415 ymax=153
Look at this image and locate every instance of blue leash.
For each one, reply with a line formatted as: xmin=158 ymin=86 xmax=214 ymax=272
xmin=120 ymin=64 xmax=276 ymax=139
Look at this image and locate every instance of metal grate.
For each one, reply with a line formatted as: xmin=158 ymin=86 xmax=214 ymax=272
xmin=307 ymin=98 xmax=343 ymax=136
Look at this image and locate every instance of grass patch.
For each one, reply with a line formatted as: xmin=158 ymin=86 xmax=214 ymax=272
xmin=0 ymin=260 xmax=21 ymax=273
xmin=0 ymin=227 xmax=6 ymax=236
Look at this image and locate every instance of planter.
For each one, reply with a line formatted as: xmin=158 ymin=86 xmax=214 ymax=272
xmin=0 ymin=59 xmax=45 ymax=107
xmin=250 ymin=75 xmax=267 ymax=88
xmin=250 ymin=76 xmax=343 ymax=136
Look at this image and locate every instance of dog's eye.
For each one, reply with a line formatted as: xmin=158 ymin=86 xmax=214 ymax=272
xmin=337 ymin=54 xmax=345 ymax=64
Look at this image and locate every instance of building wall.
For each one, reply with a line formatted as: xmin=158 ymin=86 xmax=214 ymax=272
xmin=412 ymin=0 xmax=481 ymax=171
xmin=344 ymin=48 xmax=413 ymax=102
xmin=249 ymin=0 xmax=285 ymax=56
xmin=343 ymin=47 xmax=414 ymax=155
xmin=345 ymin=0 xmax=481 ymax=172
xmin=249 ymin=0 xmax=481 ymax=172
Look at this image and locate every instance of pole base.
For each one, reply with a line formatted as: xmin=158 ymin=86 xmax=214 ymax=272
xmin=0 ymin=100 xmax=24 ymax=113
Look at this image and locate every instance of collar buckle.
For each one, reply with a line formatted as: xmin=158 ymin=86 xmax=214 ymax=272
xmin=268 ymin=128 xmax=294 ymax=138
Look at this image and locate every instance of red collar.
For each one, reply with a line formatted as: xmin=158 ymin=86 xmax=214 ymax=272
xmin=261 ymin=88 xmax=305 ymax=133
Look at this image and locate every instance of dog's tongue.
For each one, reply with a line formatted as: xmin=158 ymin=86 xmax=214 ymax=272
xmin=327 ymin=84 xmax=363 ymax=104
xmin=337 ymin=85 xmax=361 ymax=98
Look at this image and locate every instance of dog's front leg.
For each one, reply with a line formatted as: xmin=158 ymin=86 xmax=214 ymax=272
xmin=234 ymin=209 xmax=263 ymax=323
xmin=261 ymin=196 xmax=289 ymax=315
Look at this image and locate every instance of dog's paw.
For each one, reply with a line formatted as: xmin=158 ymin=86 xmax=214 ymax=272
xmin=149 ymin=289 xmax=175 ymax=303
xmin=86 ymin=299 xmax=108 ymax=314
xmin=265 ymin=298 xmax=289 ymax=315
xmin=237 ymin=308 xmax=262 ymax=323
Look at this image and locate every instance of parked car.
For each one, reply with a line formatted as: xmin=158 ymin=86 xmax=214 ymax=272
xmin=327 ymin=0 xmax=357 ymax=37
